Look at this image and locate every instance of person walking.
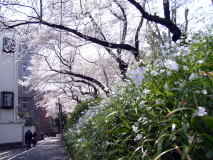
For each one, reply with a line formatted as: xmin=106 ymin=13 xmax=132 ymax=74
xmin=32 ymin=131 xmax=38 ymax=146
xmin=25 ymin=129 xmax=32 ymax=149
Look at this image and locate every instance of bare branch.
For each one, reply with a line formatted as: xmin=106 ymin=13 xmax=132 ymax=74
xmin=163 ymin=0 xmax=170 ymax=20
xmin=1 ymin=16 xmax=138 ymax=57
xmin=86 ymin=10 xmax=128 ymax=76
xmin=127 ymin=0 xmax=182 ymax=41
xmin=112 ymin=0 xmax=128 ymax=55
xmin=135 ymin=17 xmax=143 ymax=57
xmin=44 ymin=56 xmax=109 ymax=95
xmin=184 ymin=8 xmax=189 ymax=32
xmin=40 ymin=0 xmax=43 ymax=21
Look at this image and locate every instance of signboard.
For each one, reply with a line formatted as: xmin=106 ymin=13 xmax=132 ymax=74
xmin=2 ymin=37 xmax=16 ymax=53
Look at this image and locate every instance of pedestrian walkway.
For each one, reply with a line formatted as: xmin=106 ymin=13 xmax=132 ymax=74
xmin=4 ymin=137 xmax=69 ymax=160
xmin=0 ymin=148 xmax=25 ymax=160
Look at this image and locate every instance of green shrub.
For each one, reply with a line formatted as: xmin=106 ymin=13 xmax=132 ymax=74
xmin=65 ymin=35 xmax=213 ymax=160
xmin=65 ymin=97 xmax=102 ymax=129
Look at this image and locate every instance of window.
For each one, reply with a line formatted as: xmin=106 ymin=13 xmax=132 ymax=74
xmin=3 ymin=37 xmax=16 ymax=53
xmin=22 ymin=100 xmax=27 ymax=108
xmin=1 ymin=92 xmax=14 ymax=109
xmin=22 ymin=63 xmax=27 ymax=75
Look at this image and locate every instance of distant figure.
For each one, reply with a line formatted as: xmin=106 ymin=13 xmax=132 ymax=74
xmin=25 ymin=129 xmax=32 ymax=149
xmin=41 ymin=133 xmax=44 ymax=140
xmin=32 ymin=131 xmax=38 ymax=146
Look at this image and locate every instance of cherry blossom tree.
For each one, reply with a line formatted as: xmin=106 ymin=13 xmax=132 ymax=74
xmin=0 ymin=0 xmax=183 ymax=59
xmin=2 ymin=0 xmax=210 ymax=115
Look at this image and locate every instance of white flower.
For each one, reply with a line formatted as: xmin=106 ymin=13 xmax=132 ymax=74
xmin=160 ymin=69 xmax=165 ymax=73
xmin=126 ymin=67 xmax=146 ymax=86
xmin=173 ymin=52 xmax=181 ymax=57
xmin=183 ymin=66 xmax=188 ymax=70
xmin=133 ymin=77 xmax=143 ymax=86
xmin=162 ymin=50 xmax=167 ymax=57
xmin=155 ymin=100 xmax=161 ymax=104
xmin=179 ymin=80 xmax=186 ymax=88
xmin=147 ymin=107 xmax=152 ymax=110
xmin=105 ymin=141 xmax=110 ymax=145
xmin=178 ymin=46 xmax=190 ymax=56
xmin=172 ymin=124 xmax=176 ymax=130
xmin=132 ymin=125 xmax=139 ymax=133
xmin=143 ymin=89 xmax=150 ymax=94
xmin=134 ymin=134 xmax=143 ymax=141
xmin=174 ymin=81 xmax=179 ymax=85
xmin=143 ymin=117 xmax=147 ymax=121
xmin=167 ymin=71 xmax=172 ymax=76
xmin=202 ymin=89 xmax=207 ymax=95
xmin=164 ymin=60 xmax=179 ymax=71
xmin=138 ymin=117 xmax=147 ymax=121
xmin=197 ymin=60 xmax=204 ymax=64
xmin=139 ymin=101 xmax=146 ymax=106
xmin=151 ymin=70 xmax=159 ymax=76
xmin=77 ymin=138 xmax=83 ymax=142
xmin=189 ymin=73 xmax=198 ymax=81
xmin=196 ymin=107 xmax=207 ymax=116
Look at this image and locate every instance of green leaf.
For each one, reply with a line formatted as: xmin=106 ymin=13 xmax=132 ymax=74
xmin=132 ymin=146 xmax=142 ymax=157
xmin=106 ymin=111 xmax=118 ymax=118
xmin=200 ymin=134 xmax=213 ymax=146
xmin=192 ymin=116 xmax=213 ymax=134
xmin=202 ymin=116 xmax=213 ymax=132
xmin=165 ymin=108 xmax=193 ymax=118
xmin=154 ymin=147 xmax=179 ymax=160
xmin=165 ymin=107 xmax=172 ymax=114
xmin=206 ymin=149 xmax=213 ymax=159
xmin=155 ymin=133 xmax=168 ymax=156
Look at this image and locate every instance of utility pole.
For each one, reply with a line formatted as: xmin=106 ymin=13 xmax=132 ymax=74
xmin=56 ymin=98 xmax=63 ymax=134
xmin=59 ymin=0 xmax=63 ymax=135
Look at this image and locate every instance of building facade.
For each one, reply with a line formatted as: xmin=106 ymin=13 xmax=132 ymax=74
xmin=0 ymin=34 xmax=25 ymax=147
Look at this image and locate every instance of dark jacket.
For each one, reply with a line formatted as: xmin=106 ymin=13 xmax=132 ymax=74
xmin=32 ymin=132 xmax=37 ymax=139
xmin=25 ymin=130 xmax=32 ymax=141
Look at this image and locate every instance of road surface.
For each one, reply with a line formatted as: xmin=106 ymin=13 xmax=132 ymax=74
xmin=0 ymin=137 xmax=69 ymax=160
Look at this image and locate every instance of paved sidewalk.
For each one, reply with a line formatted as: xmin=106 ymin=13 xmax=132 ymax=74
xmin=0 ymin=148 xmax=26 ymax=160
xmin=1 ymin=137 xmax=69 ymax=160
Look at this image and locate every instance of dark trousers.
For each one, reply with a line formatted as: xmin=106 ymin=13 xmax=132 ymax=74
xmin=26 ymin=139 xmax=32 ymax=148
xmin=33 ymin=138 xmax=37 ymax=146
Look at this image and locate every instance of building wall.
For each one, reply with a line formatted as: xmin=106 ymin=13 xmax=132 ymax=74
xmin=0 ymin=123 xmax=23 ymax=143
xmin=0 ymin=34 xmax=24 ymax=145
xmin=0 ymin=35 xmax=18 ymax=123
